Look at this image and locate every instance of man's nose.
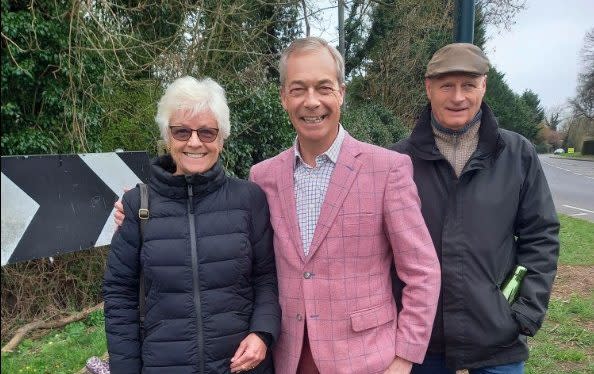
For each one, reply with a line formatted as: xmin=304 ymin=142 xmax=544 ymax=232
xmin=452 ymin=86 xmax=465 ymax=102
xmin=304 ymin=87 xmax=321 ymax=108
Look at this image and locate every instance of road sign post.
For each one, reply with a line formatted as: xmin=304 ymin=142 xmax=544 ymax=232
xmin=455 ymin=0 xmax=475 ymax=43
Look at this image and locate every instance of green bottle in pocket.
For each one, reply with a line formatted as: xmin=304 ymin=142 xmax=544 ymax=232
xmin=501 ymin=265 xmax=527 ymax=304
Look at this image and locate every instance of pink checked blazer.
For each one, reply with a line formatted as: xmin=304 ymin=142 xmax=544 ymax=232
xmin=249 ymin=134 xmax=440 ymax=374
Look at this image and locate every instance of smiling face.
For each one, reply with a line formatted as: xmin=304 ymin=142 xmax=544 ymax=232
xmin=280 ymin=48 xmax=345 ymax=157
xmin=425 ymin=73 xmax=486 ymax=130
xmin=168 ymin=109 xmax=222 ymax=175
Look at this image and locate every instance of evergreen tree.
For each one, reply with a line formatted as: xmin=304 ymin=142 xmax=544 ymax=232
xmin=521 ymin=90 xmax=545 ymax=124
xmin=484 ymin=68 xmax=539 ymax=141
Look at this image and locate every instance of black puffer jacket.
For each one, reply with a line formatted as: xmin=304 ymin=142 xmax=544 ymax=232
xmin=391 ymin=103 xmax=559 ymax=369
xmin=104 ymin=156 xmax=281 ymax=373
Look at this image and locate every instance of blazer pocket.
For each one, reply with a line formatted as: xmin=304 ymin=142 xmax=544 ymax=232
xmin=350 ymin=302 xmax=396 ymax=332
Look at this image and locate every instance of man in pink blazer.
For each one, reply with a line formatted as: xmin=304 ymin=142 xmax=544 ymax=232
xmin=249 ymin=37 xmax=441 ymax=374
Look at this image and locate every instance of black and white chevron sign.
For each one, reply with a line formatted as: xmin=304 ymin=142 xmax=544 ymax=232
xmin=1 ymin=152 xmax=151 ymax=266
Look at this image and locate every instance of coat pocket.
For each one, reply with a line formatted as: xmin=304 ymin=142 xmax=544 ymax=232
xmin=493 ymin=286 xmax=521 ymax=347
xmin=350 ymin=302 xmax=395 ymax=332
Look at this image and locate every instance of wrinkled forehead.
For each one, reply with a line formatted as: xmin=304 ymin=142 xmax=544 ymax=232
xmin=169 ymin=107 xmax=218 ymax=126
xmin=284 ymin=50 xmax=341 ymax=85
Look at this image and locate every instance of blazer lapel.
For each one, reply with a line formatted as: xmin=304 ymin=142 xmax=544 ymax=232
xmin=276 ymin=148 xmax=306 ymax=262
xmin=307 ymin=135 xmax=362 ymax=260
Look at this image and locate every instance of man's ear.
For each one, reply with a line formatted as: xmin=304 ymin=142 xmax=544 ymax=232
xmin=424 ymin=78 xmax=432 ymax=98
xmin=338 ymin=83 xmax=346 ymax=106
xmin=279 ymin=87 xmax=288 ymax=111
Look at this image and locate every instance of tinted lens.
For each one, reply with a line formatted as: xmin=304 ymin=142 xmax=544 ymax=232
xmin=169 ymin=126 xmax=219 ymax=143
xmin=170 ymin=126 xmax=192 ymax=141
xmin=196 ymin=128 xmax=218 ymax=143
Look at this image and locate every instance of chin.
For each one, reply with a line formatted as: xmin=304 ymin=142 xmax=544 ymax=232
xmin=443 ymin=118 xmax=468 ymax=129
xmin=177 ymin=164 xmax=208 ymax=175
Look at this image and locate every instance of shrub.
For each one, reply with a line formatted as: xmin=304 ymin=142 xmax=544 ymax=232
xmin=97 ymin=80 xmax=163 ymax=155
xmin=1 ymin=248 xmax=108 ymax=344
xmin=534 ymin=142 xmax=552 ymax=154
xmin=342 ymin=102 xmax=409 ymax=147
xmin=582 ymin=139 xmax=594 ymax=155
xmin=222 ymin=82 xmax=294 ymax=179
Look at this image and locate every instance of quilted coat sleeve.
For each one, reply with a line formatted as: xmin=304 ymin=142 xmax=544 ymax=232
xmin=103 ymin=189 xmax=142 ymax=373
xmin=383 ymin=154 xmax=441 ymax=364
xmin=512 ymin=142 xmax=560 ymax=336
xmin=247 ymin=184 xmax=281 ymax=344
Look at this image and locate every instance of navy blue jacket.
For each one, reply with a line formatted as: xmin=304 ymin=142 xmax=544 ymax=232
xmin=104 ymin=156 xmax=280 ymax=373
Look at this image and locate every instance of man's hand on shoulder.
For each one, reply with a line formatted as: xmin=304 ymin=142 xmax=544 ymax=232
xmin=384 ymin=356 xmax=413 ymax=374
xmin=114 ymin=198 xmax=126 ymax=228
xmin=113 ymin=188 xmax=132 ymax=228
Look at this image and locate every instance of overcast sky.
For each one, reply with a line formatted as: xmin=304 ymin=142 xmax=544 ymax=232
xmin=485 ymin=0 xmax=593 ymax=112
xmin=313 ymin=0 xmax=593 ymax=113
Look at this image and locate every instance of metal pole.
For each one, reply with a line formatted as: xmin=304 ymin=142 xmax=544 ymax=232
xmin=455 ymin=0 xmax=475 ymax=43
xmin=338 ymin=0 xmax=345 ymax=58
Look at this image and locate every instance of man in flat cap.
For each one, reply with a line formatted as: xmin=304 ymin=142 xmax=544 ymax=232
xmin=391 ymin=43 xmax=560 ymax=373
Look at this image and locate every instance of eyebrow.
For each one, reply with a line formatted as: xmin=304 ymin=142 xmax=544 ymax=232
xmin=288 ymin=79 xmax=335 ymax=86
xmin=170 ymin=122 xmax=217 ymax=128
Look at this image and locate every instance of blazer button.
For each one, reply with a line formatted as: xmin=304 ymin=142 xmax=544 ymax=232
xmin=303 ymin=272 xmax=312 ymax=279
xmin=296 ymin=313 xmax=303 ymax=321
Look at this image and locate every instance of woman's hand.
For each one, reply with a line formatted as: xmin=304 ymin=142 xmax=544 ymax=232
xmin=230 ymin=333 xmax=267 ymax=373
xmin=383 ymin=356 xmax=412 ymax=374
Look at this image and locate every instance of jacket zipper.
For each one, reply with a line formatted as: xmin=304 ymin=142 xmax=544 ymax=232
xmin=187 ymin=181 xmax=204 ymax=374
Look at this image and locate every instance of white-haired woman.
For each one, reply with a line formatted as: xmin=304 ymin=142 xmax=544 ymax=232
xmin=104 ymin=76 xmax=280 ymax=374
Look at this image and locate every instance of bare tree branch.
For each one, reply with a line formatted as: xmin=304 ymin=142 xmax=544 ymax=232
xmin=301 ymin=0 xmax=310 ymax=36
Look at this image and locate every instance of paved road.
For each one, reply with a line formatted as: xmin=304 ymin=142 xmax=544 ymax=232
xmin=539 ymin=155 xmax=594 ymax=222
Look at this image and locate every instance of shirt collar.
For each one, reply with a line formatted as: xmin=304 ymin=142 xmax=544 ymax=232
xmin=294 ymin=125 xmax=345 ymax=167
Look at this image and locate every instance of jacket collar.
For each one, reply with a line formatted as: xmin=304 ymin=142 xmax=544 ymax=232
xmin=150 ymin=155 xmax=226 ymax=199
xmin=409 ymin=102 xmax=505 ymax=164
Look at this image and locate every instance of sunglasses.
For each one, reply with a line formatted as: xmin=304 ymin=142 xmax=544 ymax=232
xmin=169 ymin=126 xmax=219 ymax=143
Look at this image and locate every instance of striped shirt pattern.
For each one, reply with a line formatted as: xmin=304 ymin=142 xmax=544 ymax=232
xmin=294 ymin=126 xmax=346 ymax=256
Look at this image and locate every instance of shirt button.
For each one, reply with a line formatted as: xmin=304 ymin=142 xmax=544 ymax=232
xmin=304 ymin=272 xmax=312 ymax=279
xmin=296 ymin=313 xmax=303 ymax=321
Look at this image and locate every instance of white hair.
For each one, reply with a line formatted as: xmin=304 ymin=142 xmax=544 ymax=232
xmin=155 ymin=76 xmax=230 ymax=141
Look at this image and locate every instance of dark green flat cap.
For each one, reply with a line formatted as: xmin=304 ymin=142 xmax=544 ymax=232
xmin=425 ymin=43 xmax=490 ymax=78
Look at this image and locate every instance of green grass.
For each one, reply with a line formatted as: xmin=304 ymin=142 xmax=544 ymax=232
xmin=559 ymin=214 xmax=594 ymax=265
xmin=526 ymin=294 xmax=594 ymax=374
xmin=556 ymin=152 xmax=594 ymax=160
xmin=526 ymin=215 xmax=594 ymax=373
xmin=1 ymin=310 xmax=107 ymax=374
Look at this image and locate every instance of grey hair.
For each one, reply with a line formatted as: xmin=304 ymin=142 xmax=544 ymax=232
xmin=155 ymin=76 xmax=230 ymax=142
xmin=279 ymin=37 xmax=345 ymax=87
